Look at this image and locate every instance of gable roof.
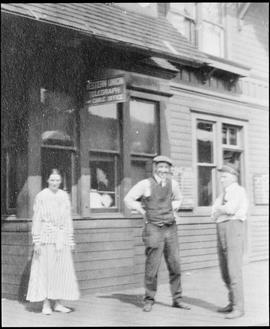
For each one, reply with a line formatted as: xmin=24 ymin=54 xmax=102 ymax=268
xmin=1 ymin=3 xmax=209 ymax=67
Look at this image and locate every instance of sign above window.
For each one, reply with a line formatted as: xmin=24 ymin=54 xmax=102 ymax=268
xmin=86 ymin=76 xmax=126 ymax=106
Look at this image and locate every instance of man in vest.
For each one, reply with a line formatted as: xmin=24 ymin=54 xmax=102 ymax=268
xmin=124 ymin=155 xmax=191 ymax=312
xmin=211 ymin=164 xmax=248 ymax=319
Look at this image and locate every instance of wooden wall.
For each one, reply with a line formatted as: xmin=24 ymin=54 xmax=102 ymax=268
xmin=1 ymin=222 xmax=32 ymax=300
xmin=167 ymin=86 xmax=269 ymax=263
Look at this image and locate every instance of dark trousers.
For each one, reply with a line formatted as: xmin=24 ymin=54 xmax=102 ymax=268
xmin=142 ymin=222 xmax=182 ymax=303
xmin=217 ymin=220 xmax=244 ymax=312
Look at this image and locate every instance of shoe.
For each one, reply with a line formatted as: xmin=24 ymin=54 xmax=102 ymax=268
xmin=54 ymin=304 xmax=72 ymax=313
xmin=42 ymin=305 xmax=52 ymax=315
xmin=143 ymin=302 xmax=153 ymax=312
xmin=172 ymin=301 xmax=191 ymax=310
xmin=217 ymin=304 xmax=233 ymax=313
xmin=225 ymin=310 xmax=244 ymax=319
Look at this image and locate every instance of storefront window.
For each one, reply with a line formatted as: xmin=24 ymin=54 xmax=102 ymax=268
xmin=88 ymin=103 xmax=121 ymax=211
xmin=89 ymin=155 xmax=118 ymax=209
xmin=130 ymin=99 xmax=157 ymax=154
xmin=130 ymin=98 xmax=159 ymax=185
xmin=88 ymin=103 xmax=120 ymax=151
xmin=41 ymin=148 xmax=72 ymax=194
xmin=41 ymin=89 xmax=77 ymax=205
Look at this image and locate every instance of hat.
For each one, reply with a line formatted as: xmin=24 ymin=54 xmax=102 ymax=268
xmin=218 ymin=164 xmax=239 ymax=176
xmin=153 ymin=155 xmax=173 ymax=166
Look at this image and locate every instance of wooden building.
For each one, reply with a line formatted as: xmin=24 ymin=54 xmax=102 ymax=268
xmin=1 ymin=3 xmax=269 ymax=300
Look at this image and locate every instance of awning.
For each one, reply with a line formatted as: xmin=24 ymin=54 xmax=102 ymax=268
xmin=1 ymin=3 xmax=209 ymax=67
xmin=206 ymin=54 xmax=251 ymax=77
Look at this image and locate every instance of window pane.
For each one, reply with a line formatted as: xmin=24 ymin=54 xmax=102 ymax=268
xmin=197 ymin=121 xmax=213 ymax=163
xmin=130 ymin=99 xmax=157 ymax=154
xmin=223 ymin=150 xmax=241 ymax=171
xmin=222 ymin=124 xmax=240 ymax=146
xmin=90 ymin=158 xmax=116 ymax=208
xmin=229 ymin=128 xmax=237 ymax=145
xmin=202 ymin=3 xmax=222 ymax=24
xmin=198 ymin=166 xmax=213 ymax=206
xmin=6 ymin=151 xmax=17 ymax=209
xmin=41 ymin=90 xmax=76 ymax=146
xmin=88 ymin=103 xmax=119 ymax=151
xmin=131 ymin=159 xmax=152 ymax=185
xmin=222 ymin=127 xmax=227 ymax=144
xmin=185 ymin=19 xmax=196 ymax=45
xmin=202 ymin=22 xmax=224 ymax=57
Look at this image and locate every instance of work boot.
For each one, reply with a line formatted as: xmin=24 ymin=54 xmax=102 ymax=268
xmin=172 ymin=300 xmax=191 ymax=310
xmin=217 ymin=304 xmax=233 ymax=313
xmin=225 ymin=309 xmax=245 ymax=319
xmin=143 ymin=301 xmax=153 ymax=312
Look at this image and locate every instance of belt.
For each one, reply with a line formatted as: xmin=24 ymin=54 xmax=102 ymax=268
xmin=147 ymin=221 xmax=175 ymax=228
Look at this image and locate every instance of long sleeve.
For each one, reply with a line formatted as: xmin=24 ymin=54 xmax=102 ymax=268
xmin=64 ymin=193 xmax=75 ymax=247
xmin=31 ymin=194 xmax=43 ymax=246
xmin=171 ymin=179 xmax=183 ymax=210
xmin=124 ymin=180 xmax=148 ymax=213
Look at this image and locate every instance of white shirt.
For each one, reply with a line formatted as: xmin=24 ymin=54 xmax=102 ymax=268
xmin=211 ymin=182 xmax=249 ymax=223
xmin=124 ymin=174 xmax=183 ymax=213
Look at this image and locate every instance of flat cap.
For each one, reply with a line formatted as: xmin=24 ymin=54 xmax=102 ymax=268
xmin=218 ymin=164 xmax=239 ymax=176
xmin=153 ymin=155 xmax=173 ymax=166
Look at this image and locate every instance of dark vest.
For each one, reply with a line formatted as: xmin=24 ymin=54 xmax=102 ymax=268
xmin=143 ymin=177 xmax=175 ymax=225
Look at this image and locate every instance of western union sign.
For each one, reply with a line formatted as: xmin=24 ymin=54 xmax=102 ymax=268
xmin=86 ymin=76 xmax=126 ymax=106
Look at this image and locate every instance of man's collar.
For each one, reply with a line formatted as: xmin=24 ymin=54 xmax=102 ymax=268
xmin=225 ymin=182 xmax=238 ymax=192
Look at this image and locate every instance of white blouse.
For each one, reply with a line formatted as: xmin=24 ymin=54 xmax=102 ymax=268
xmin=31 ymin=188 xmax=74 ymax=249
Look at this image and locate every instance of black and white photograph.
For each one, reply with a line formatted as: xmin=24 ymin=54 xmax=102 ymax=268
xmin=1 ymin=2 xmax=269 ymax=327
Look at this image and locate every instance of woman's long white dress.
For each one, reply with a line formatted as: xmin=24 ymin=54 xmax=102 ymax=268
xmin=26 ymin=188 xmax=80 ymax=302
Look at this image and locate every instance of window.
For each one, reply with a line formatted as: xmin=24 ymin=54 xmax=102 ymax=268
xmin=3 ymin=148 xmax=18 ymax=213
xmin=193 ymin=113 xmax=246 ymax=209
xmin=222 ymin=124 xmax=243 ymax=183
xmin=88 ymin=103 xmax=121 ymax=211
xmin=40 ymin=89 xmax=77 ymax=209
xmin=130 ymin=98 xmax=159 ymax=185
xmin=86 ymin=96 xmax=160 ymax=214
xmin=170 ymin=3 xmax=196 ymax=45
xmin=196 ymin=120 xmax=216 ymax=206
xmin=168 ymin=3 xmax=226 ymax=58
xmin=201 ymin=3 xmax=224 ymax=57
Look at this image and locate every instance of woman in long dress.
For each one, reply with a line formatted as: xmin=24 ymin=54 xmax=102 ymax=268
xmin=26 ymin=169 xmax=80 ymax=315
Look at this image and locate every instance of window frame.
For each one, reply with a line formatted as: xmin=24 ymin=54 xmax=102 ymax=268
xmin=41 ymin=144 xmax=78 ymax=214
xmin=87 ymin=102 xmax=122 ymax=213
xmin=196 ymin=119 xmax=217 ymax=207
xmin=89 ymin=151 xmax=120 ymax=212
xmin=2 ymin=147 xmax=17 ymax=214
xmin=192 ymin=112 xmax=248 ymax=215
xmin=169 ymin=3 xmax=227 ymax=58
xmin=169 ymin=3 xmax=197 ymax=46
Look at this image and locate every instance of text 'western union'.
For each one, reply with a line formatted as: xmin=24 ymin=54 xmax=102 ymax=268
xmin=88 ymin=87 xmax=122 ymax=98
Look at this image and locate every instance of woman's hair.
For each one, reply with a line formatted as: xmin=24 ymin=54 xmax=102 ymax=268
xmin=48 ymin=168 xmax=62 ymax=179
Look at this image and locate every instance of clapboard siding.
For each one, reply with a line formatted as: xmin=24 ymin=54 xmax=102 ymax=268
xmin=1 ymin=230 xmax=32 ymax=299
xmin=248 ymin=215 xmax=269 ymax=262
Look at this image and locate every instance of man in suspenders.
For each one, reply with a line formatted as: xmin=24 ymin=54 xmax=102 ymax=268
xmin=124 ymin=155 xmax=191 ymax=312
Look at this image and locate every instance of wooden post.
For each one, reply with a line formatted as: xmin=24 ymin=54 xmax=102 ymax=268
xmin=26 ymin=84 xmax=42 ymax=219
xmin=79 ymin=103 xmax=91 ymax=218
